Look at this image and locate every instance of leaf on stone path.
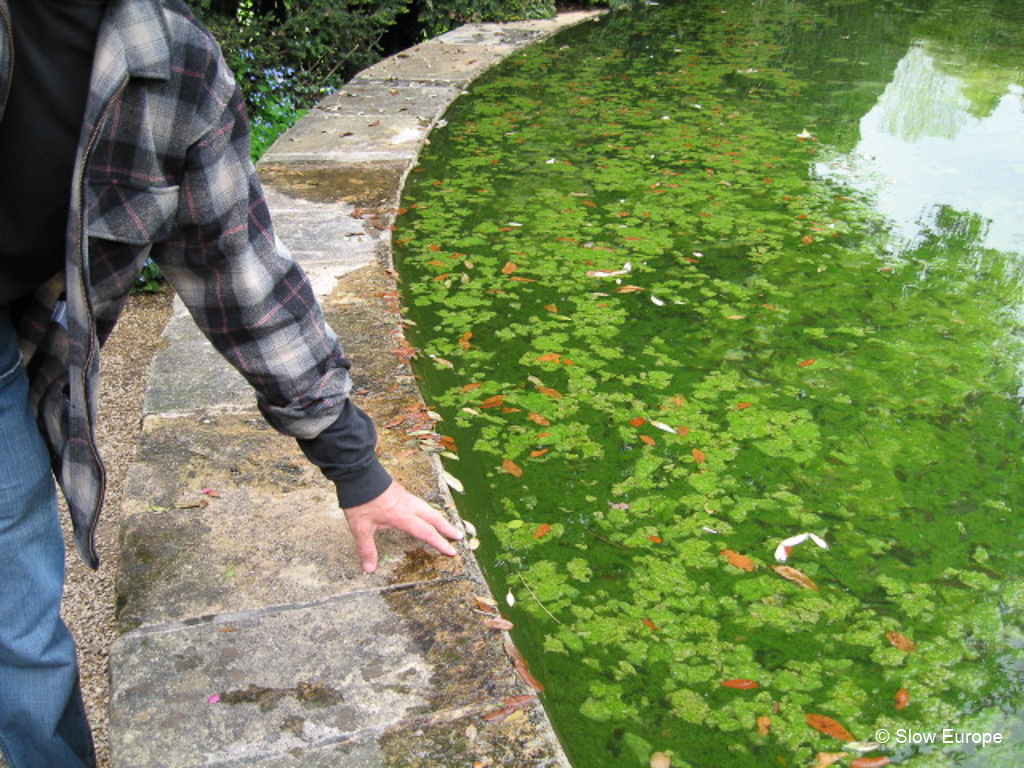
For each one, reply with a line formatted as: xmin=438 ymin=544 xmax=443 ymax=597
xmin=886 ymin=631 xmax=916 ymax=652
xmin=460 ymin=331 xmax=473 ymax=350
xmin=650 ymin=751 xmax=672 ymax=768
xmin=773 ymin=565 xmax=819 ymax=591
xmin=811 ymin=754 xmax=849 ymax=768
xmin=721 ymin=549 xmax=756 ymax=572
xmin=442 ymin=471 xmax=464 ymax=494
xmin=502 ymin=459 xmax=524 ymax=478
xmin=798 ymin=359 xmax=816 ymax=367
xmin=721 ymin=679 xmax=758 ymax=689
xmin=474 ymin=595 xmax=498 ymax=614
xmin=503 ymin=635 xmax=544 ymax=691
xmin=528 ymin=412 xmax=551 ymax=426
xmin=480 ymin=394 xmax=506 ymax=409
xmin=643 ymin=617 xmax=660 ymax=631
xmin=501 ymin=261 xmax=518 ymax=274
xmin=850 ymin=758 xmax=891 ymax=768
xmin=482 ymin=704 xmax=518 ymax=722
xmin=894 ymin=687 xmax=910 ymax=710
xmin=484 ymin=617 xmax=515 ymax=631
xmin=534 ymin=523 xmax=552 ymax=538
xmin=806 ymin=714 xmax=854 ymax=742
xmin=757 ymin=716 xmax=771 ymax=735
xmin=692 ymin=448 xmax=706 ymax=464
xmin=640 ymin=435 xmax=656 ymax=447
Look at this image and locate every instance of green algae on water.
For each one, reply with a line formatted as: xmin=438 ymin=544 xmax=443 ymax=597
xmin=396 ymin=1 xmax=1024 ymax=765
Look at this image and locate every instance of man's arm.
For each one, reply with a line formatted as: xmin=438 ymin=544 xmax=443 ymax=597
xmin=152 ymin=31 xmax=460 ymax=567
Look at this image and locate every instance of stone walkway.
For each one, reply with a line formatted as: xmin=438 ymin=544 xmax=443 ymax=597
xmin=107 ymin=12 xmax=601 ymax=767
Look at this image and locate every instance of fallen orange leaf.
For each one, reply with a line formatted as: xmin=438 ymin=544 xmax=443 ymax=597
xmin=501 ymin=261 xmax=518 ymax=274
xmin=544 ymin=304 xmax=558 ymax=313
xmin=461 ymin=382 xmax=483 ymax=392
xmin=537 ymin=353 xmax=561 ymax=364
xmin=721 ymin=679 xmax=758 ymax=689
xmin=811 ymin=754 xmax=850 ymax=768
xmin=649 ymin=535 xmax=662 ymax=544
xmin=534 ymin=523 xmax=552 ymax=538
xmin=630 ymin=416 xmax=646 ymax=427
xmin=480 ymin=394 xmax=505 ymax=409
xmin=503 ymin=636 xmax=544 ymax=692
xmin=502 ymin=459 xmax=524 ymax=478
xmin=735 ymin=402 xmax=753 ymax=410
xmin=640 ymin=435 xmax=656 ymax=447
xmin=692 ymin=448 xmax=706 ymax=464
xmin=721 ymin=550 xmax=755 ymax=572
xmin=643 ymin=618 xmax=660 ymax=631
xmin=615 ymin=285 xmax=645 ymax=293
xmin=757 ymin=716 xmax=771 ymax=735
xmin=805 ymin=713 xmax=854 ymax=742
xmin=798 ymin=359 xmax=816 ymax=367
xmin=530 ymin=448 xmax=549 ymax=458
xmin=537 ymin=386 xmax=562 ymax=398
xmin=528 ymin=412 xmax=550 ymax=426
xmin=460 ymin=331 xmax=473 ymax=351
xmin=772 ymin=565 xmax=819 ymax=591
xmin=850 ymin=759 xmax=891 ymax=768
xmin=677 ymin=426 xmax=690 ymax=437
xmin=894 ymin=687 xmax=910 ymax=710
xmin=886 ymin=631 xmax=916 ymax=652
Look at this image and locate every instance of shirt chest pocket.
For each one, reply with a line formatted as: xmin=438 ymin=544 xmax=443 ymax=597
xmin=86 ymin=181 xmax=179 ymax=246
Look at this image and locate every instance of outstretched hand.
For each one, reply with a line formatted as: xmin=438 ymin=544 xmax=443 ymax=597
xmin=343 ymin=481 xmax=463 ymax=573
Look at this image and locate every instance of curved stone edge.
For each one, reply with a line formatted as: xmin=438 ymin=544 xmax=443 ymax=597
xmin=109 ymin=12 xmax=603 ymax=768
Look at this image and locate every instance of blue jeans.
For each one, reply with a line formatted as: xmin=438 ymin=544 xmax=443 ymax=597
xmin=0 ymin=307 xmax=95 ymax=767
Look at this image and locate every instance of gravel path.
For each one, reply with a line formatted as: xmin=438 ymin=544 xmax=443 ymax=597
xmin=60 ymin=290 xmax=174 ymax=768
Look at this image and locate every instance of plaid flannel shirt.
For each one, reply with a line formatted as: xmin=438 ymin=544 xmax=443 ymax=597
xmin=1 ymin=0 xmax=365 ymax=568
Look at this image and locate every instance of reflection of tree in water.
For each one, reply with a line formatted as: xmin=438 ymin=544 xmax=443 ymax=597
xmin=876 ymin=45 xmax=972 ymax=141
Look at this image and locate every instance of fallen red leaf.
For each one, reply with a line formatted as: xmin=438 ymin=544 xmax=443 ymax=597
xmin=798 ymin=359 xmax=816 ymax=367
xmin=537 ymin=353 xmax=561 ymax=364
xmin=630 ymin=417 xmax=646 ymax=427
xmin=677 ymin=426 xmax=690 ymax=437
xmin=894 ymin=687 xmax=910 ymax=710
xmin=721 ymin=550 xmax=756 ymax=572
xmin=886 ymin=631 xmax=916 ymax=652
xmin=537 ymin=386 xmax=562 ymax=398
xmin=735 ymin=402 xmax=753 ymax=410
xmin=502 ymin=459 xmax=524 ymax=478
xmin=503 ymin=636 xmax=544 ymax=692
xmin=721 ymin=679 xmax=758 ymax=689
xmin=850 ymin=759 xmax=891 ymax=768
xmin=805 ymin=713 xmax=854 ymax=742
xmin=649 ymin=535 xmax=662 ymax=544
xmin=643 ymin=618 xmax=660 ymax=631
xmin=692 ymin=448 xmax=706 ymax=464
xmin=534 ymin=523 xmax=552 ymax=538
xmin=773 ymin=565 xmax=819 ymax=591
xmin=640 ymin=435 xmax=656 ymax=447
xmin=480 ymin=394 xmax=505 ymax=409
xmin=528 ymin=412 xmax=550 ymax=426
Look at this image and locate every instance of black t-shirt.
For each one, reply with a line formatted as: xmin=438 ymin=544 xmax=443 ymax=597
xmin=0 ymin=0 xmax=107 ymax=306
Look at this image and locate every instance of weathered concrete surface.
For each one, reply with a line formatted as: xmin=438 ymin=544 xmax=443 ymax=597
xmin=110 ymin=11 xmax=604 ymax=767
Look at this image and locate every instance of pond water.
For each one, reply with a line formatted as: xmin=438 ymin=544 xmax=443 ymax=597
xmin=394 ymin=1 xmax=1024 ymax=765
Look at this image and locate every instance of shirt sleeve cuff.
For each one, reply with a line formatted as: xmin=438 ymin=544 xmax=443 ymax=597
xmin=297 ymin=400 xmax=394 ymax=508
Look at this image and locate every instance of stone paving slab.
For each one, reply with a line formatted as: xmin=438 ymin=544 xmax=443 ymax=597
xmin=111 ymin=580 xmax=557 ymax=768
